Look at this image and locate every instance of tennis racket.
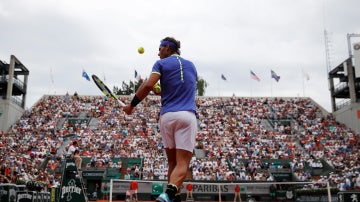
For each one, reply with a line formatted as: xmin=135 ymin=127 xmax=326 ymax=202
xmin=91 ymin=74 xmax=126 ymax=107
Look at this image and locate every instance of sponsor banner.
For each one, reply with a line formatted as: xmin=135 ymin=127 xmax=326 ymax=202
xmin=111 ymin=181 xmax=270 ymax=195
xmin=16 ymin=191 xmax=34 ymax=202
xmin=338 ymin=191 xmax=360 ymax=202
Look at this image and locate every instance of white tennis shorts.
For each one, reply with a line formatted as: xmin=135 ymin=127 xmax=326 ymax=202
xmin=159 ymin=111 xmax=197 ymax=152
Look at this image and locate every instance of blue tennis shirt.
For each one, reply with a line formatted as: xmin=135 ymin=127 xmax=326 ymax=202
xmin=151 ymin=55 xmax=197 ymax=115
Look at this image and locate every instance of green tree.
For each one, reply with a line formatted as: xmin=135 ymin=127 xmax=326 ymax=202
xmin=114 ymin=79 xmax=144 ymax=95
xmin=113 ymin=77 xmax=208 ymax=96
xmin=197 ymin=77 xmax=208 ymax=96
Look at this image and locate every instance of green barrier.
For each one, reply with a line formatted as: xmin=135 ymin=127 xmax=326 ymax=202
xmin=152 ymin=182 xmax=164 ymax=195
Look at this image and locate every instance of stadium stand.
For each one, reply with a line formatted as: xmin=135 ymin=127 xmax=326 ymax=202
xmin=1 ymin=94 xmax=359 ymax=192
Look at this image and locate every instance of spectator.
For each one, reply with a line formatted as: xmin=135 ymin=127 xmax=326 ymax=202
xmin=102 ymin=182 xmax=109 ymax=200
xmin=234 ymin=184 xmax=241 ymax=202
xmin=354 ymin=172 xmax=360 ymax=189
xmin=73 ymin=150 xmax=82 ymax=170
xmin=67 ymin=141 xmax=78 ymax=156
xmin=186 ymin=183 xmax=193 ymax=199
xmin=130 ymin=180 xmax=138 ymax=202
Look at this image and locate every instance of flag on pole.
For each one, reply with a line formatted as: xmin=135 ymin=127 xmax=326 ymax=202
xmin=221 ymin=74 xmax=227 ymax=81
xmin=82 ymin=70 xmax=90 ymax=81
xmin=250 ymin=70 xmax=261 ymax=81
xmin=271 ymin=70 xmax=280 ymax=82
xmin=135 ymin=70 xmax=142 ymax=81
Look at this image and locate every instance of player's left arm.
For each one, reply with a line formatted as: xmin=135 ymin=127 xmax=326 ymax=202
xmin=123 ymin=72 xmax=160 ymax=114
xmin=136 ymin=72 xmax=160 ymax=100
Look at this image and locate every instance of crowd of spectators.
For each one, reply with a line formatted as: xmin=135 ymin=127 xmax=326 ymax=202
xmin=0 ymin=94 xmax=359 ymax=191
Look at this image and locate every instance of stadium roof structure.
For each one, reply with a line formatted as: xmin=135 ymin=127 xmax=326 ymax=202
xmin=328 ymin=57 xmax=356 ymax=99
xmin=0 ymin=55 xmax=29 ymax=96
xmin=0 ymin=57 xmax=29 ymax=75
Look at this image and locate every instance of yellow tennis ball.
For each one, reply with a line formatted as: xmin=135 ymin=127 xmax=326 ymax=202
xmin=138 ymin=47 xmax=144 ymax=54
xmin=153 ymin=83 xmax=161 ymax=94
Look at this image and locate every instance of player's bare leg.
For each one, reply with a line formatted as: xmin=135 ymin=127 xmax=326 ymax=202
xmin=168 ymin=148 xmax=192 ymax=189
xmin=156 ymin=148 xmax=192 ymax=202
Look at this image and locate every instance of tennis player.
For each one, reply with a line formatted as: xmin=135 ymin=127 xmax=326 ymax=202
xmin=124 ymin=36 xmax=198 ymax=202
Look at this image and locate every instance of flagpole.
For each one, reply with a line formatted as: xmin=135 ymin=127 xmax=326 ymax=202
xmin=134 ymin=68 xmax=136 ymax=95
xmin=49 ymin=67 xmax=55 ymax=94
xmin=250 ymin=80 xmax=253 ymax=97
xmin=218 ymin=78 xmax=220 ymax=96
xmin=250 ymin=69 xmax=253 ymax=96
xmin=270 ymin=70 xmax=273 ymax=97
xmin=302 ymin=68 xmax=305 ymax=97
